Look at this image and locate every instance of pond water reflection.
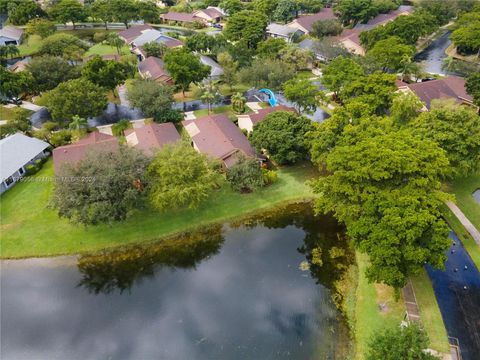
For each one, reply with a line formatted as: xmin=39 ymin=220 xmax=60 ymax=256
xmin=1 ymin=204 xmax=352 ymax=360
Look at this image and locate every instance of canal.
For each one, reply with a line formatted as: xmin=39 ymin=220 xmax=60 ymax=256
xmin=427 ymin=232 xmax=480 ymax=360
xmin=0 ymin=204 xmax=352 ymax=360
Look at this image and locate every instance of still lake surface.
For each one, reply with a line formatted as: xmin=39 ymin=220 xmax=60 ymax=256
xmin=1 ymin=204 xmax=351 ymax=360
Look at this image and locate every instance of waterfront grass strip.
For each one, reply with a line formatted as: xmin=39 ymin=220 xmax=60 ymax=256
xmin=0 ymin=160 xmax=316 ymax=258
xmin=448 ymin=173 xmax=480 ymax=230
xmin=411 ymin=269 xmax=450 ymax=353
xmin=353 ymin=252 xmax=406 ymax=360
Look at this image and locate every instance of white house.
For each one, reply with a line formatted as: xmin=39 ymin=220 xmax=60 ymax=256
xmin=266 ymin=23 xmax=304 ymax=42
xmin=200 ymin=55 xmax=224 ymax=80
xmin=0 ymin=133 xmax=50 ymax=193
xmin=0 ymin=25 xmax=24 ymax=46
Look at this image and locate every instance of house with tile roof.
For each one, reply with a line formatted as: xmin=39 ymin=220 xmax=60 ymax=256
xmin=0 ymin=133 xmax=50 ymax=193
xmin=52 ymin=132 xmax=119 ymax=174
xmin=125 ymin=123 xmax=181 ymax=155
xmin=138 ymin=56 xmax=173 ymax=84
xmin=396 ymin=76 xmax=474 ymax=110
xmin=182 ymin=114 xmax=256 ymax=168
xmin=118 ymin=25 xmax=153 ymax=43
xmin=354 ymin=5 xmax=414 ymax=31
xmin=194 ymin=7 xmax=225 ymax=23
xmin=287 ymin=8 xmax=337 ymax=34
xmin=237 ymin=105 xmax=296 ymax=133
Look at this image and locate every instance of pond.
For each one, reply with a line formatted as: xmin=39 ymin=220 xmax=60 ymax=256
xmin=426 ymin=231 xmax=480 ymax=360
xmin=414 ymin=31 xmax=453 ymax=75
xmin=473 ymin=189 xmax=480 ymax=205
xmin=0 ymin=204 xmax=352 ymax=360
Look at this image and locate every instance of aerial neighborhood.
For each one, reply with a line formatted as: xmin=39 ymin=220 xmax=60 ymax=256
xmin=0 ymin=0 xmax=479 ymax=359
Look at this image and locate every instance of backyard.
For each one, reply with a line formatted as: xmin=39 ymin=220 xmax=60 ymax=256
xmin=448 ymin=172 xmax=480 ymax=230
xmin=0 ymin=160 xmax=317 ymax=258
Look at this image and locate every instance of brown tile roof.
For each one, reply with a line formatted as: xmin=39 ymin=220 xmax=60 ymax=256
xmin=249 ymin=105 xmax=296 ymax=126
xmin=337 ymin=28 xmax=362 ymax=46
xmin=53 ymin=132 xmax=119 ymax=174
xmin=292 ymin=8 xmax=337 ymax=33
xmin=118 ymin=25 xmax=152 ymax=43
xmin=404 ymin=76 xmax=473 ymax=109
xmin=360 ymin=5 xmax=413 ymax=28
xmin=161 ymin=12 xmax=197 ymax=23
xmin=125 ymin=123 xmax=181 ymax=155
xmin=138 ymin=56 xmax=172 ymax=83
xmin=182 ymin=114 xmax=255 ymax=167
xmin=197 ymin=8 xmax=223 ymax=19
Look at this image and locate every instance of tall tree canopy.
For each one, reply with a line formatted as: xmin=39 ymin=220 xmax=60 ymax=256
xmin=411 ymin=101 xmax=480 ymax=177
xmin=82 ymin=56 xmax=132 ymax=92
xmin=251 ymin=111 xmax=315 ymax=164
xmin=126 ymin=79 xmax=181 ymax=123
xmin=283 ymin=78 xmax=318 ymax=114
xmin=43 ymin=78 xmax=108 ymax=123
xmin=2 ymin=0 xmax=45 ymax=25
xmin=25 ymin=19 xmax=56 ymax=39
xmin=0 ymin=67 xmax=34 ymax=99
xmin=224 ymin=10 xmax=268 ymax=49
xmin=466 ymin=72 xmax=480 ymax=107
xmin=147 ymin=142 xmax=222 ymax=211
xmin=49 ymin=0 xmax=87 ymax=29
xmin=367 ymin=36 xmax=415 ymax=71
xmin=321 ymin=56 xmax=364 ymax=96
xmin=27 ymin=56 xmax=81 ymax=93
xmin=39 ymin=33 xmax=89 ymax=59
xmin=51 ymin=146 xmax=150 ymax=225
xmin=164 ymin=48 xmax=211 ymax=96
xmin=310 ymin=119 xmax=450 ymax=289
xmin=366 ymin=324 xmax=438 ymax=360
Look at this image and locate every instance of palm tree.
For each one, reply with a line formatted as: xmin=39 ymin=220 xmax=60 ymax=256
xmin=231 ymin=92 xmax=246 ymax=114
xmin=107 ymin=33 xmax=124 ymax=55
xmin=69 ymin=115 xmax=88 ymax=130
xmin=200 ymin=81 xmax=221 ymax=114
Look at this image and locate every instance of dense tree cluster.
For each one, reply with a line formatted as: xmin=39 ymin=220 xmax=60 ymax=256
xmin=51 ymin=146 xmax=150 ymax=225
xmin=251 ymin=111 xmax=315 ymax=165
xmin=127 ymin=79 xmax=182 ymax=123
xmin=335 ymin=0 xmax=402 ymax=26
xmin=451 ymin=6 xmax=480 ymax=55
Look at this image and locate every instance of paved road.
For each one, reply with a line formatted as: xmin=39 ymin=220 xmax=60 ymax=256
xmin=447 ymin=200 xmax=480 ymax=248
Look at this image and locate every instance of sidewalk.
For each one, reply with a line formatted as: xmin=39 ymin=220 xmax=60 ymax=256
xmin=446 ymin=200 xmax=480 ymax=248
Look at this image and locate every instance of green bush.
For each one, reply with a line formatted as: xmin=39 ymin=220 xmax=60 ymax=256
xmin=25 ymin=164 xmax=39 ymax=176
xmin=262 ymin=168 xmax=278 ymax=185
xmin=93 ymin=32 xmax=108 ymax=43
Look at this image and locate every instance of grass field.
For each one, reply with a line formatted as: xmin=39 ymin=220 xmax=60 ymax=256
xmin=84 ymin=43 xmax=130 ymax=57
xmin=353 ymin=252 xmax=406 ymax=359
xmin=17 ymin=35 xmax=43 ymax=56
xmin=448 ymin=173 xmax=480 ymax=230
xmin=0 ymin=160 xmax=317 ymax=259
xmin=411 ymin=269 xmax=450 ymax=353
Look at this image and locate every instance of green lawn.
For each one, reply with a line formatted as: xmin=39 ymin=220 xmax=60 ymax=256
xmin=17 ymin=35 xmax=43 ymax=56
xmin=192 ymin=104 xmax=251 ymax=118
xmin=442 ymin=205 xmax=480 ymax=270
xmin=353 ymin=252 xmax=406 ymax=359
xmin=448 ymin=172 xmax=480 ymax=229
xmin=411 ymin=269 xmax=450 ymax=353
xmin=0 ymin=160 xmax=317 ymax=259
xmin=84 ymin=43 xmax=130 ymax=57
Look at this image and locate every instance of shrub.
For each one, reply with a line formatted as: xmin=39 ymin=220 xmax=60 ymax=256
xmin=226 ymin=155 xmax=264 ymax=193
xmin=93 ymin=32 xmax=108 ymax=43
xmin=262 ymin=168 xmax=278 ymax=185
xmin=25 ymin=164 xmax=39 ymax=176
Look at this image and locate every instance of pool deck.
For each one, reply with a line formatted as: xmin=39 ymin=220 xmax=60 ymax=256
xmin=446 ymin=201 xmax=480 ymax=248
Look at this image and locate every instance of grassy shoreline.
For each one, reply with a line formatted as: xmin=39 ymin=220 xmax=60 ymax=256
xmin=0 ymin=160 xmax=317 ymax=259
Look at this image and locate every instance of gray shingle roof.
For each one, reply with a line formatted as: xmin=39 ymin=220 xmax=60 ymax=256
xmin=0 ymin=133 xmax=49 ymax=181
xmin=0 ymin=25 xmax=23 ymax=41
